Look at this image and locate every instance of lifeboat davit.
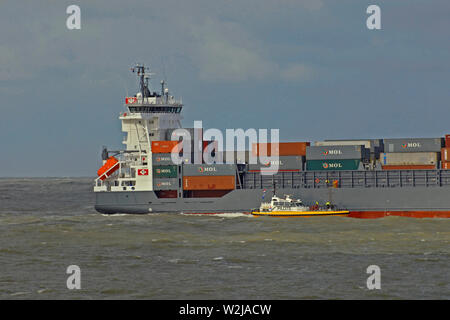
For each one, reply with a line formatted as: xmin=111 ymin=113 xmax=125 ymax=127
xmin=97 ymin=156 xmax=120 ymax=180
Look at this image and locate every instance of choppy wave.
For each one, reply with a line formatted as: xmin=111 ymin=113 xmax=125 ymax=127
xmin=0 ymin=178 xmax=449 ymax=300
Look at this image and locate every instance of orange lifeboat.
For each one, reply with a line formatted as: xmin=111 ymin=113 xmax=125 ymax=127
xmin=97 ymin=156 xmax=120 ymax=180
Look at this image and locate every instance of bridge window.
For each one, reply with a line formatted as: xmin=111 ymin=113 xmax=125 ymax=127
xmin=129 ymin=106 xmax=183 ymax=113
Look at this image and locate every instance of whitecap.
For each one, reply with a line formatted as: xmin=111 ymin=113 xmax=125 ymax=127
xmin=213 ymin=213 xmax=252 ymax=218
xmin=10 ymin=291 xmax=30 ymax=296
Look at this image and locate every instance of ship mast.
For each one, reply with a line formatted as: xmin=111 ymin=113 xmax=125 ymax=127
xmin=131 ymin=64 xmax=153 ymax=102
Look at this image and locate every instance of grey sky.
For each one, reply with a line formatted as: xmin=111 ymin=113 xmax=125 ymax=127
xmin=1 ymin=0 xmax=449 ymax=177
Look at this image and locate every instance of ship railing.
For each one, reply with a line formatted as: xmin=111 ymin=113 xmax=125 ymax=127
xmin=241 ymin=169 xmax=450 ymax=189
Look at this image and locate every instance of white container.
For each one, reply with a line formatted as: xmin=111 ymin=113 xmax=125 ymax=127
xmin=380 ymin=152 xmax=438 ymax=165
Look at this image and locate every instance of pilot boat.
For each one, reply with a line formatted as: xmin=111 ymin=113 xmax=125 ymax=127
xmin=251 ymin=195 xmax=349 ymax=217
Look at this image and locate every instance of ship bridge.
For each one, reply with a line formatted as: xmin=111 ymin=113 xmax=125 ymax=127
xmin=124 ymin=64 xmax=183 ymax=115
xmin=119 ymin=64 xmax=184 ymax=160
xmin=125 ymin=93 xmax=183 ymax=114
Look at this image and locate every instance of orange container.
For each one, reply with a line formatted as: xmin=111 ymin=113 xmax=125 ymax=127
xmin=442 ymin=148 xmax=450 ymax=162
xmin=97 ymin=156 xmax=119 ymax=180
xmin=151 ymin=141 xmax=182 ymax=153
xmin=183 ymin=175 xmax=235 ymax=190
xmin=252 ymin=142 xmax=310 ymax=156
xmin=442 ymin=162 xmax=450 ymax=169
xmin=381 ymin=165 xmax=436 ymax=170
xmin=445 ymin=135 xmax=450 ymax=148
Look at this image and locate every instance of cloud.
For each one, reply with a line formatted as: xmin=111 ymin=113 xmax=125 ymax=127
xmin=0 ymin=0 xmax=322 ymax=86
xmin=190 ymin=20 xmax=276 ymax=82
xmin=188 ymin=18 xmax=314 ymax=82
xmin=280 ymin=63 xmax=315 ymax=82
xmin=196 ymin=42 xmax=277 ymax=82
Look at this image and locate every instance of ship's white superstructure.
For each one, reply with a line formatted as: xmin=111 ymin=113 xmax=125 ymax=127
xmin=94 ymin=64 xmax=183 ymax=193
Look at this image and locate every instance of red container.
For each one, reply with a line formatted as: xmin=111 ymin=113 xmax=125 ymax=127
xmin=203 ymin=140 xmax=218 ymax=150
xmin=151 ymin=141 xmax=182 ymax=153
xmin=183 ymin=175 xmax=235 ymax=190
xmin=252 ymin=142 xmax=310 ymax=156
xmin=381 ymin=165 xmax=436 ymax=170
xmin=154 ymin=190 xmax=178 ymax=198
xmin=445 ymin=135 xmax=450 ymax=148
xmin=442 ymin=148 xmax=450 ymax=162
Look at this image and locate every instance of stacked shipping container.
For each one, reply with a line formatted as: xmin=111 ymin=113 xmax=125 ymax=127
xmin=147 ymin=130 xmax=450 ymax=198
xmin=248 ymin=156 xmax=304 ymax=172
xmin=317 ymin=139 xmax=383 ymax=162
xmin=153 ymin=178 xmax=179 ymax=190
xmin=445 ymin=135 xmax=450 ymax=149
xmin=151 ymin=133 xmax=227 ymax=195
xmin=381 ymin=138 xmax=443 ymax=170
xmin=441 ymin=135 xmax=450 ymax=169
xmin=151 ymin=141 xmax=182 ymax=154
xmin=150 ymin=132 xmax=450 ymax=196
xmin=316 ymin=140 xmax=374 ymax=151
xmin=183 ymin=164 xmax=236 ymax=176
xmin=250 ymin=142 xmax=309 ymax=173
xmin=154 ymin=190 xmax=177 ymax=198
xmin=152 ymin=140 xmax=181 ymax=192
xmin=306 ymin=145 xmax=369 ymax=160
xmin=380 ymin=152 xmax=437 ymax=168
xmin=182 ymin=176 xmax=235 ymax=191
xmin=383 ymin=138 xmax=442 ymax=153
xmin=306 ymin=159 xmax=362 ymax=171
xmin=182 ymin=164 xmax=236 ymax=191
xmin=153 ymin=165 xmax=178 ymax=178
xmin=152 ymin=153 xmax=193 ymax=165
xmin=305 ymin=145 xmax=368 ymax=171
xmin=252 ymin=142 xmax=309 ymax=156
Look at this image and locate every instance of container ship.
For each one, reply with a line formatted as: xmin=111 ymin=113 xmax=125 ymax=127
xmin=94 ymin=65 xmax=450 ymax=218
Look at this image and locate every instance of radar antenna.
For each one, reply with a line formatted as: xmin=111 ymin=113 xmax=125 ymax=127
xmin=130 ymin=64 xmax=155 ymax=101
